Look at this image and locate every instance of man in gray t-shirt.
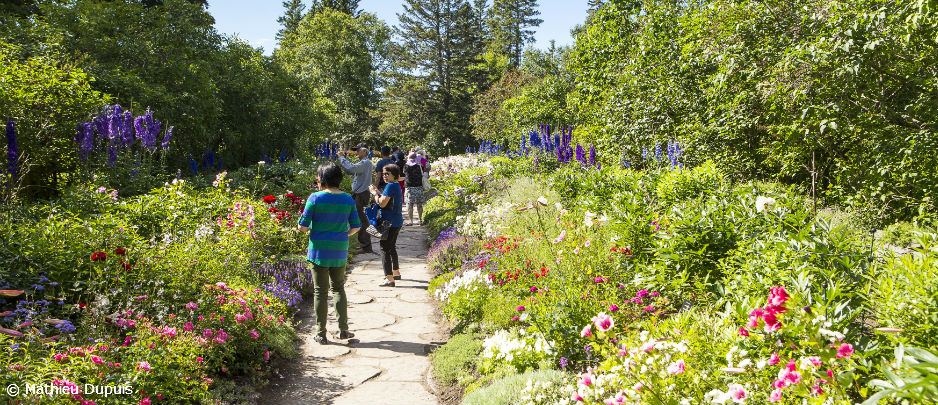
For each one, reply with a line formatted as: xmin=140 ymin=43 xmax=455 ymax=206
xmin=338 ymin=144 xmax=375 ymax=253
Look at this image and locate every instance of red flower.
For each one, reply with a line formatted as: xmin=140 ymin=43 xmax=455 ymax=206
xmin=90 ymin=252 xmax=107 ymax=261
xmin=262 ymin=195 xmax=277 ymax=204
xmin=114 ymin=248 xmax=127 ymax=255
xmin=120 ymin=261 xmax=132 ymax=270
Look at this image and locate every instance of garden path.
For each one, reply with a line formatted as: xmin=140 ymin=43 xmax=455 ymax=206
xmin=260 ymin=225 xmax=446 ymax=405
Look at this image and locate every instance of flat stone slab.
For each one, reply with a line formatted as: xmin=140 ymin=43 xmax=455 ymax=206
xmin=399 ymin=290 xmax=431 ymax=303
xmin=338 ymin=355 xmax=430 ymax=383
xmin=383 ymin=301 xmax=436 ymax=318
xmin=352 ymin=337 xmax=430 ymax=358
xmin=310 ymin=364 xmax=382 ymax=386
xmin=345 ymin=327 xmax=392 ymax=343
xmin=331 ymin=381 xmax=438 ymax=405
xmin=302 ymin=340 xmax=351 ymax=359
xmin=384 ymin=317 xmax=440 ymax=336
xmin=346 ymin=294 xmax=374 ymax=304
xmin=346 ymin=311 xmax=396 ymax=330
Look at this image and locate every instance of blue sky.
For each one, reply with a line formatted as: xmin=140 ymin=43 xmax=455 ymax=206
xmin=206 ymin=0 xmax=589 ymax=55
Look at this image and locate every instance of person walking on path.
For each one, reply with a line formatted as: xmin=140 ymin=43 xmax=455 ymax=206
xmin=368 ymin=164 xmax=404 ymax=287
xmin=373 ymin=146 xmax=395 ymax=191
xmin=403 ymin=153 xmax=426 ymax=226
xmin=338 ymin=143 xmax=375 ymax=254
xmin=298 ymin=162 xmax=361 ymax=345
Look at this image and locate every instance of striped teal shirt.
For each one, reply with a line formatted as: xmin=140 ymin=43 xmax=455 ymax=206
xmin=297 ymin=191 xmax=361 ymax=267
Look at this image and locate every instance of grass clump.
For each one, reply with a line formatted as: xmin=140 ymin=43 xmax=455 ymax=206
xmin=430 ymin=331 xmax=484 ymax=386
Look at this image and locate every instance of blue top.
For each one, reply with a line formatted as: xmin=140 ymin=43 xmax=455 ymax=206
xmin=297 ymin=191 xmax=361 ymax=267
xmin=374 ymin=157 xmax=395 ymax=189
xmin=380 ymin=183 xmax=404 ymax=228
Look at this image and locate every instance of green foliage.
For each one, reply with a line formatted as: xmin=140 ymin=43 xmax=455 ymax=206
xmin=556 ymin=0 xmax=938 ymax=222
xmin=430 ymin=331 xmax=484 ymax=385
xmin=654 ymin=161 xmax=725 ymax=207
xmin=461 ymin=369 xmax=565 ymax=405
xmin=0 ymin=41 xmax=108 ymax=197
xmin=276 ymin=8 xmax=391 ymax=139
xmin=869 ymin=234 xmax=938 ymax=348
xmin=864 ymin=345 xmax=938 ymax=405
xmin=469 ymin=70 xmax=537 ymax=144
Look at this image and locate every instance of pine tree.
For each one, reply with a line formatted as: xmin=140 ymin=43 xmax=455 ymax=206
xmin=487 ymin=0 xmax=542 ymax=67
xmin=276 ymin=0 xmax=306 ymax=42
xmin=382 ymin=0 xmax=487 ymax=152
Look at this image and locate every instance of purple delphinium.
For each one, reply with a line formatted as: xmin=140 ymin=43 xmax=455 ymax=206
xmin=75 ymin=122 xmax=94 ymax=161
xmin=122 ymin=111 xmax=134 ymax=147
xmin=5 ymin=121 xmax=18 ymax=177
xmin=146 ymin=110 xmax=161 ymax=150
xmin=161 ymin=126 xmax=173 ymax=149
xmin=559 ymin=357 xmax=568 ymax=370
xmin=256 ymin=260 xmax=314 ymax=310
xmin=589 ymin=146 xmax=596 ymax=167
xmin=93 ymin=106 xmax=110 ymax=141
xmin=107 ymin=146 xmax=117 ymax=166
xmin=133 ymin=115 xmax=146 ymax=147
xmin=108 ymin=104 xmax=124 ymax=146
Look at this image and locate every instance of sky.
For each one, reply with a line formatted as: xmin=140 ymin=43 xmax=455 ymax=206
xmin=206 ymin=0 xmax=589 ymax=56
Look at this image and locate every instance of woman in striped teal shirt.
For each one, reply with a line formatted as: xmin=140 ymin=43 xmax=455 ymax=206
xmin=298 ymin=162 xmax=361 ymax=344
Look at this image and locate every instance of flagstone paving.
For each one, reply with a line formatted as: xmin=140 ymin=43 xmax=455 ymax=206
xmin=260 ymin=225 xmax=445 ymax=405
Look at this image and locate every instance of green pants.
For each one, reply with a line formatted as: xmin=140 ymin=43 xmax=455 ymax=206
xmin=312 ymin=263 xmax=349 ymax=337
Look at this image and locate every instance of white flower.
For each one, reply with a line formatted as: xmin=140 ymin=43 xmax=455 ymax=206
xmin=755 ymin=196 xmax=776 ymax=213
xmin=584 ymin=211 xmax=597 ymax=227
xmin=258 ymin=161 xmax=266 ymax=165
xmin=705 ymin=389 xmax=729 ymax=404
xmin=537 ymin=196 xmax=548 ymax=206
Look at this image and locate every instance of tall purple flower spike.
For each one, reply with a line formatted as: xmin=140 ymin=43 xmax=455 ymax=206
xmin=6 ymin=121 xmax=19 ymax=177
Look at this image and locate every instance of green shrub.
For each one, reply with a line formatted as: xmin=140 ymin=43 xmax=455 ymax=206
xmin=654 ymin=161 xmax=725 ymax=207
xmin=460 ymin=369 xmax=565 ymax=405
xmin=430 ymin=331 xmax=484 ymax=386
xmin=870 ymin=233 xmax=938 ymax=348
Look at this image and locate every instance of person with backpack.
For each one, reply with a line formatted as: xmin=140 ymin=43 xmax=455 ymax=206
xmin=402 ymin=152 xmax=427 ymax=226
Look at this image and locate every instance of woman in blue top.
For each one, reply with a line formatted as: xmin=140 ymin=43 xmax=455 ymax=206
xmin=368 ymin=163 xmax=405 ymax=287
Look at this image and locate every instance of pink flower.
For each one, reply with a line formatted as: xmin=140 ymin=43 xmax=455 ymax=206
xmin=643 ymin=305 xmax=656 ymax=312
xmin=763 ymin=311 xmax=782 ymax=332
xmin=529 ymin=286 xmax=538 ymax=292
xmin=53 ymin=353 xmax=68 ymax=362
xmin=579 ymin=372 xmax=593 ymax=387
xmin=552 ymin=230 xmax=566 ymax=244
xmin=836 ymin=343 xmax=854 ymax=359
xmin=235 ymin=313 xmax=247 ymax=322
xmin=592 ymin=312 xmax=614 ymax=332
xmin=264 ymin=350 xmax=270 ymax=361
xmin=827 ymin=369 xmax=834 ymax=379
xmin=202 ymin=329 xmax=213 ymax=339
xmin=768 ymin=353 xmax=780 ymax=365
xmin=807 ymin=356 xmax=823 ymax=367
xmin=650 ymin=292 xmax=659 ymax=297
xmin=767 ymin=286 xmax=789 ymax=308
xmin=140 ymin=397 xmax=151 ymax=405
xmin=609 ymin=304 xmax=619 ymax=312
xmin=747 ymin=308 xmax=765 ymax=328
xmin=580 ymin=324 xmax=592 ymax=338
xmin=184 ymin=322 xmax=194 ymax=332
xmin=811 ymin=385 xmax=824 ymax=396
xmin=571 ymin=391 xmax=583 ymax=402
xmin=632 ymin=382 xmax=644 ymax=392
xmin=769 ymin=389 xmax=783 ymax=402
xmin=212 ymin=329 xmax=228 ymax=344
xmin=516 ymin=306 xmax=525 ymax=312
xmin=196 ymin=357 xmax=203 ymax=362
xmin=249 ymin=329 xmax=259 ymax=340
xmin=136 ymin=361 xmax=151 ymax=372
xmin=186 ymin=302 xmax=198 ymax=310
xmin=635 ymin=289 xmax=649 ymax=298
xmin=738 ymin=327 xmax=750 ymax=337
xmin=667 ymin=359 xmax=686 ymax=375
xmin=90 ymin=355 xmax=104 ymax=365
xmin=727 ymin=384 xmax=747 ymax=403
xmin=630 ymin=297 xmax=644 ymax=304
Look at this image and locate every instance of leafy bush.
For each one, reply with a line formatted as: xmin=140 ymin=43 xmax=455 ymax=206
xmin=654 ymin=161 xmax=725 ymax=207
xmin=430 ymin=331 xmax=484 ymax=386
xmin=869 ymin=234 xmax=938 ymax=348
xmin=460 ymin=369 xmax=565 ymax=405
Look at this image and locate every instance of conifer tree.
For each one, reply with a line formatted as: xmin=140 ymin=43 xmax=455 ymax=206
xmin=486 ymin=0 xmax=542 ymax=67
xmin=276 ymin=0 xmax=306 ymax=41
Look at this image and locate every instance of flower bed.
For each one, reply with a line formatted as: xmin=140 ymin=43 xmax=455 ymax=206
xmin=424 ymin=152 xmax=938 ymax=405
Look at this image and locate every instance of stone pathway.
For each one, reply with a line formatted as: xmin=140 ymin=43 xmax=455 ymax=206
xmin=260 ymin=225 xmax=445 ymax=405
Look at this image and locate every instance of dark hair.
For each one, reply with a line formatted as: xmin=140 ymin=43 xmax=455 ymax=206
xmin=317 ymin=162 xmax=343 ymax=188
xmin=391 ymin=147 xmax=400 ymax=152
xmin=381 ymin=146 xmax=392 ymax=156
xmin=382 ymin=163 xmax=401 ymax=180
